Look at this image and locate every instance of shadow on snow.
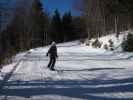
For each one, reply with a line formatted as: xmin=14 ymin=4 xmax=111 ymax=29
xmin=56 ymin=68 xmax=125 ymax=72
xmin=0 ymin=77 xmax=133 ymax=100
xmin=0 ymin=63 xmax=133 ymax=100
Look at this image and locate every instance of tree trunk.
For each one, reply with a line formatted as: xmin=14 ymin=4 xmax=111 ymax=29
xmin=115 ymin=15 xmax=118 ymax=34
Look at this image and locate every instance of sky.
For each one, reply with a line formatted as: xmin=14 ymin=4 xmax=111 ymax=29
xmin=42 ymin=0 xmax=81 ymax=16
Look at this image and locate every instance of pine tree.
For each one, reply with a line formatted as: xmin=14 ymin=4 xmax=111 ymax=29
xmin=71 ymin=16 xmax=87 ymax=40
xmin=62 ymin=11 xmax=73 ymax=41
xmin=12 ymin=0 xmax=33 ymax=50
xmin=50 ymin=9 xmax=62 ymax=43
xmin=122 ymin=33 xmax=133 ymax=52
xmin=30 ymin=0 xmax=47 ymax=47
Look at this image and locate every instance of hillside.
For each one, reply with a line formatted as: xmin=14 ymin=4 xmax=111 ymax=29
xmin=0 ymin=33 xmax=133 ymax=100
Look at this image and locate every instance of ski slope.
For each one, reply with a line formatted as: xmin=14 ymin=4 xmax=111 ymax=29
xmin=0 ymin=40 xmax=133 ymax=100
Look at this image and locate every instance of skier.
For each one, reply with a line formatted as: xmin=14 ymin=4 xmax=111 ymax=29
xmin=46 ymin=41 xmax=58 ymax=71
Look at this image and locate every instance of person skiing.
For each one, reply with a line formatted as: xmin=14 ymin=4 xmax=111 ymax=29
xmin=46 ymin=41 xmax=58 ymax=71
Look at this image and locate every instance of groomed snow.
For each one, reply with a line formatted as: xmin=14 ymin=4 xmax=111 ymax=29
xmin=0 ymin=36 xmax=133 ymax=100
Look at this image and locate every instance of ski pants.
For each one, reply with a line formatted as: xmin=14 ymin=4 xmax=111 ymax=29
xmin=47 ymin=57 xmax=56 ymax=69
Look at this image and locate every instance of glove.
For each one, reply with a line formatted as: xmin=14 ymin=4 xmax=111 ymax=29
xmin=56 ymin=55 xmax=58 ymax=58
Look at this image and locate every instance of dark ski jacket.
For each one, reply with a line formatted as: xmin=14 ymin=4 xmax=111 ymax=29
xmin=47 ymin=45 xmax=58 ymax=58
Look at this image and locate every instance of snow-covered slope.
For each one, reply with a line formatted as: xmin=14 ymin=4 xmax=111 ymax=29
xmin=0 ymin=40 xmax=133 ymax=100
xmin=87 ymin=31 xmax=131 ymax=51
xmin=99 ymin=32 xmax=126 ymax=47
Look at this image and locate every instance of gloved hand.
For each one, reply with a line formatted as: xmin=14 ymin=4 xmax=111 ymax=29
xmin=56 ymin=55 xmax=58 ymax=58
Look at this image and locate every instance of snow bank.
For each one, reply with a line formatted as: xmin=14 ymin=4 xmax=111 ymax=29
xmin=85 ymin=31 xmax=132 ymax=51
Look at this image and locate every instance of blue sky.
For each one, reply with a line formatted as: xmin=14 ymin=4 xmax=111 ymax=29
xmin=42 ymin=0 xmax=80 ymax=16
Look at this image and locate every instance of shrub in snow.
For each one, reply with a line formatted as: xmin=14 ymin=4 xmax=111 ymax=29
xmin=108 ymin=39 xmax=114 ymax=51
xmin=79 ymin=39 xmax=85 ymax=44
xmin=122 ymin=33 xmax=133 ymax=52
xmin=86 ymin=42 xmax=90 ymax=46
xmin=85 ymin=40 xmax=91 ymax=46
xmin=104 ymin=44 xmax=108 ymax=50
xmin=92 ymin=39 xmax=102 ymax=48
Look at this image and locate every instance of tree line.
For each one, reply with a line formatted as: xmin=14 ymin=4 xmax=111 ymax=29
xmin=0 ymin=0 xmax=87 ymax=65
xmin=81 ymin=0 xmax=133 ymax=39
xmin=75 ymin=0 xmax=133 ymax=52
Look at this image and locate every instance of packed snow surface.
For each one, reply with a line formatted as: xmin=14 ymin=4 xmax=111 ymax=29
xmin=0 ymin=39 xmax=133 ymax=100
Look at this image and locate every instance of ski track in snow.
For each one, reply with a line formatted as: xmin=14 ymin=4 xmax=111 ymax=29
xmin=0 ymin=42 xmax=133 ymax=100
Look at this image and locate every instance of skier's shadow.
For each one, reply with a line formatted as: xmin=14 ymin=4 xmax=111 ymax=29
xmin=56 ymin=68 xmax=125 ymax=72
